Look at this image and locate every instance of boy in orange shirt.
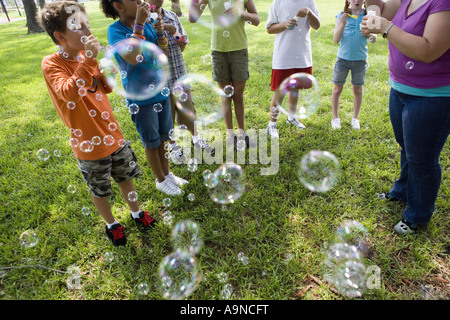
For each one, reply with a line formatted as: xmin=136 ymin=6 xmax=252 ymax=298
xmin=39 ymin=1 xmax=157 ymax=247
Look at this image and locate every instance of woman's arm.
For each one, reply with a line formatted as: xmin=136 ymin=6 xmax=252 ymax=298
xmin=189 ymin=0 xmax=208 ymax=23
xmin=362 ymin=10 xmax=450 ymax=63
xmin=241 ymin=0 xmax=260 ymax=26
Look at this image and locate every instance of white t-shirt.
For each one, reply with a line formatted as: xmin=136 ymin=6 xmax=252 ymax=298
xmin=266 ymin=0 xmax=320 ymax=69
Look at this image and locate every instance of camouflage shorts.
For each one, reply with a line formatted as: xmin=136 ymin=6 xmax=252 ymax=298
xmin=77 ymin=141 xmax=141 ymax=198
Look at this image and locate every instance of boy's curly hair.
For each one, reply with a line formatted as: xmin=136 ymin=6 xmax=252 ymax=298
xmin=37 ymin=0 xmax=86 ymax=44
xmin=100 ymin=0 xmax=121 ymax=20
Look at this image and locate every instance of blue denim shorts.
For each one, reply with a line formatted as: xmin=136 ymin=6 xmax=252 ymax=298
xmin=130 ymin=98 xmax=173 ymax=149
xmin=332 ymin=58 xmax=367 ymax=86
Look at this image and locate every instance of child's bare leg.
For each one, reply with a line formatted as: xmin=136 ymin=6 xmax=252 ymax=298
xmin=231 ymin=79 xmax=246 ymax=131
xmin=117 ymin=180 xmax=140 ymax=212
xmin=145 ymin=147 xmax=166 ymax=182
xmin=288 ymin=89 xmax=299 ymax=115
xmin=218 ymin=81 xmax=234 ymax=130
xmin=91 ymin=195 xmax=115 ymax=224
xmin=352 ymin=85 xmax=363 ymax=119
xmin=331 ymin=84 xmax=344 ymax=119
xmin=158 ymin=142 xmax=169 ymax=176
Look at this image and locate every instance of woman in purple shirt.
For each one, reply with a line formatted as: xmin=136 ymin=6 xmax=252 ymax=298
xmin=362 ymin=0 xmax=450 ymax=234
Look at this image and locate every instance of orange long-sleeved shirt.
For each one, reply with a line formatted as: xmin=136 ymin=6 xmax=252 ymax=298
xmin=42 ymin=52 xmax=125 ymax=160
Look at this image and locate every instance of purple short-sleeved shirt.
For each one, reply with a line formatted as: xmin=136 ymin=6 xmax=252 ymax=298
xmin=389 ymin=0 xmax=450 ymax=89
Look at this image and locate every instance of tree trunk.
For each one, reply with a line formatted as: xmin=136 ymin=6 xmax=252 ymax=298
xmin=171 ymin=0 xmax=182 ymax=17
xmin=23 ymin=0 xmax=44 ymax=34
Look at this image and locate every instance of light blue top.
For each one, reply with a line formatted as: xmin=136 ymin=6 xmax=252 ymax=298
xmin=390 ymin=77 xmax=450 ymax=97
xmin=107 ymin=21 xmax=167 ymax=106
xmin=336 ymin=11 xmax=368 ymax=61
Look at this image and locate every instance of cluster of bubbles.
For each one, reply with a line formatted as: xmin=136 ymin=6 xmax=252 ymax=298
xmin=297 ymin=150 xmax=340 ymax=193
xmin=180 ymin=0 xmax=244 ymax=29
xmin=323 ymin=220 xmax=371 ymax=299
xmin=217 ymin=272 xmax=233 ymax=299
xmin=205 ymin=163 xmax=245 ymax=205
xmin=159 ymin=220 xmax=202 ymax=300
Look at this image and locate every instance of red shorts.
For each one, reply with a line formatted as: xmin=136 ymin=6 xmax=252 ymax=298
xmin=271 ymin=67 xmax=313 ymax=91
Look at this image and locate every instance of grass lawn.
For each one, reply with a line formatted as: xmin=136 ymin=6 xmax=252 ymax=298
xmin=0 ymin=0 xmax=448 ymax=301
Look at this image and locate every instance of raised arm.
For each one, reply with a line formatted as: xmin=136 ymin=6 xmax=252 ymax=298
xmin=333 ymin=12 xmax=348 ymax=43
xmin=189 ymin=0 xmax=208 ymax=23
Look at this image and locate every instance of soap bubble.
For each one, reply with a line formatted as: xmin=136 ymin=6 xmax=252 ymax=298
xmin=223 ymin=30 xmax=230 ymax=37
xmin=223 ymin=85 xmax=234 ymax=98
xmin=168 ymin=125 xmax=191 ymax=150
xmin=89 ymin=109 xmax=97 ymax=117
xmin=217 ymin=272 xmax=228 ymax=283
xmin=172 ymin=220 xmax=203 ymax=255
xmin=67 ymin=185 xmax=77 ymax=194
xmin=103 ymin=135 xmax=115 ymax=146
xmin=67 ymin=101 xmax=76 ymax=110
xmin=163 ymin=197 xmax=172 ymax=207
xmin=70 ymin=138 xmax=79 ymax=148
xmin=406 ymin=61 xmax=414 ymax=70
xmin=53 ymin=150 xmax=61 ymax=157
xmin=37 ymin=148 xmax=50 ymax=161
xmin=92 ymin=136 xmax=102 ymax=146
xmin=129 ymin=103 xmax=140 ymax=115
xmin=237 ymin=252 xmax=249 ymax=265
xmin=220 ymin=283 xmax=233 ymax=300
xmin=159 ymin=249 xmax=200 ymax=300
xmin=128 ymin=191 xmax=138 ymax=202
xmin=173 ymin=73 xmax=225 ymax=127
xmin=95 ymin=93 xmax=103 ymax=101
xmin=79 ymin=140 xmax=94 ymax=153
xmin=19 ymin=230 xmax=39 ymax=248
xmin=81 ymin=207 xmax=91 ymax=216
xmin=201 ymin=54 xmax=212 ymax=65
xmin=137 ymin=282 xmax=149 ymax=295
xmin=153 ymin=103 xmax=163 ymax=112
xmin=298 ymin=150 xmax=340 ymax=193
xmin=336 ymin=220 xmax=370 ymax=254
xmin=187 ymin=193 xmax=195 ymax=202
xmin=276 ymin=73 xmax=320 ymax=120
xmin=209 ymin=163 xmax=245 ymax=204
xmin=78 ymin=88 xmax=87 ymax=97
xmin=331 ymin=260 xmax=367 ymax=299
xmin=104 ymin=251 xmax=114 ymax=262
xmin=100 ymin=39 xmax=170 ymax=102
xmin=76 ymin=79 xmax=85 ymax=88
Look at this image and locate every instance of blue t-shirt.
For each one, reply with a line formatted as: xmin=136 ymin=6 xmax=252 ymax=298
xmin=336 ymin=11 xmax=368 ymax=61
xmin=107 ymin=20 xmax=167 ymax=106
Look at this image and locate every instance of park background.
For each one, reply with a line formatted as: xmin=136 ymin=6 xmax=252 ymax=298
xmin=0 ymin=0 xmax=449 ymax=300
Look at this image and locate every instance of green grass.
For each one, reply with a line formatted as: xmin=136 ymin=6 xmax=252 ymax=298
xmin=0 ymin=0 xmax=449 ymax=301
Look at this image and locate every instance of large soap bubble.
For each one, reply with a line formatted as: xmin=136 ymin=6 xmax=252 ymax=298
xmin=172 ymin=220 xmax=203 ymax=255
xmin=208 ymin=162 xmax=245 ymax=204
xmin=298 ymin=150 xmax=340 ymax=193
xmin=173 ymin=73 xmax=225 ymax=127
xmin=275 ymin=73 xmax=320 ymax=120
xmin=159 ymin=249 xmax=200 ymax=300
xmin=100 ymin=38 xmax=170 ymax=102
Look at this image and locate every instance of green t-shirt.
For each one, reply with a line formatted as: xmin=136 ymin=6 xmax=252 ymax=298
xmin=209 ymin=0 xmax=249 ymax=52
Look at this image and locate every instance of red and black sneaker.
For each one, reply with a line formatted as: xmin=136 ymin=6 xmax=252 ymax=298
xmin=105 ymin=223 xmax=127 ymax=247
xmin=131 ymin=211 xmax=157 ymax=230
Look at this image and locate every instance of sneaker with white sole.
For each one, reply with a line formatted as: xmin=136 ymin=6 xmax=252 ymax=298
xmin=267 ymin=124 xmax=279 ymax=138
xmin=166 ymin=172 xmax=189 ymax=187
xmin=394 ymin=219 xmax=418 ymax=235
xmin=331 ymin=118 xmax=341 ymax=130
xmin=351 ymin=118 xmax=360 ymax=130
xmin=286 ymin=117 xmax=306 ymax=129
xmin=156 ymin=178 xmax=182 ymax=196
xmin=170 ymin=145 xmax=185 ymax=164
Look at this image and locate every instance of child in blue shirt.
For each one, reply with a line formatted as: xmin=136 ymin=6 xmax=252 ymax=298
xmin=101 ymin=0 xmax=188 ymax=196
xmin=331 ymin=0 xmax=376 ymax=130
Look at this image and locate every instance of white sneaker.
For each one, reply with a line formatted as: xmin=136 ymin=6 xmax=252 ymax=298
xmin=286 ymin=117 xmax=306 ymax=129
xmin=331 ymin=118 xmax=341 ymax=130
xmin=394 ymin=219 xmax=418 ymax=235
xmin=267 ymin=124 xmax=279 ymax=138
xmin=156 ymin=178 xmax=182 ymax=196
xmin=351 ymin=118 xmax=360 ymax=130
xmin=169 ymin=145 xmax=185 ymax=164
xmin=166 ymin=172 xmax=189 ymax=187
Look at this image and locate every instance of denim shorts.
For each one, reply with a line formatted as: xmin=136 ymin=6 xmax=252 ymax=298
xmin=78 ymin=141 xmax=141 ymax=198
xmin=212 ymin=49 xmax=249 ymax=83
xmin=130 ymin=98 xmax=173 ymax=149
xmin=332 ymin=58 xmax=367 ymax=86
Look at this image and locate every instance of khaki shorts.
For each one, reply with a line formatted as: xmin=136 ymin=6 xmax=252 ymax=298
xmin=78 ymin=141 xmax=141 ymax=198
xmin=211 ymin=49 xmax=249 ymax=83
